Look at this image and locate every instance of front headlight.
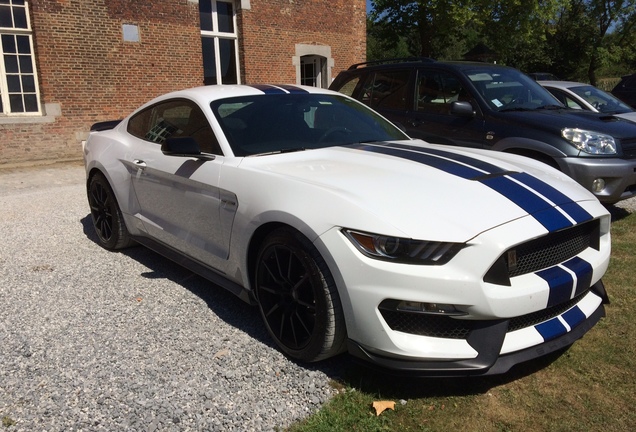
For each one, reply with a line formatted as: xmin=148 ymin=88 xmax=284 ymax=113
xmin=562 ymin=128 xmax=617 ymax=155
xmin=343 ymin=229 xmax=464 ymax=265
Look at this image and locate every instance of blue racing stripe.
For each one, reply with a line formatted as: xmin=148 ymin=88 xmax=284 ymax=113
xmin=563 ymin=257 xmax=593 ymax=297
xmin=562 ymin=306 xmax=586 ymax=329
xmin=349 ymin=142 xmax=594 ymax=232
xmin=536 ymin=265 xmax=574 ymax=308
xmin=387 ymin=142 xmax=508 ymax=176
xmin=349 ymin=143 xmax=484 ymax=179
xmin=249 ymin=84 xmax=287 ymax=94
xmin=276 ymin=84 xmax=309 ymax=94
xmin=535 ymin=318 xmax=567 ymax=341
xmin=480 ymin=175 xmax=572 ymax=231
xmin=508 ymin=172 xmax=592 ymax=224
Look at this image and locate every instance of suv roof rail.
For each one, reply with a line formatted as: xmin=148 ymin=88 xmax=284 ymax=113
xmin=347 ymin=57 xmax=435 ymax=70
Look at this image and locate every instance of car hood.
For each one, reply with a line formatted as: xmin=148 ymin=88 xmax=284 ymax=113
xmin=615 ymin=111 xmax=636 ymax=123
xmin=498 ymin=108 xmax=636 ymax=139
xmin=237 ymin=141 xmax=599 ymax=242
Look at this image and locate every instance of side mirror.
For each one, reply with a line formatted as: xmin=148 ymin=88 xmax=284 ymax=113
xmin=161 ymin=136 xmax=215 ymax=160
xmin=450 ymin=101 xmax=475 ymax=118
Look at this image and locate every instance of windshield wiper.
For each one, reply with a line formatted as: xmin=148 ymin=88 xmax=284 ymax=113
xmin=253 ymin=147 xmax=307 ymax=156
xmin=536 ymin=104 xmax=564 ymax=110
xmin=499 ymin=106 xmax=534 ymax=112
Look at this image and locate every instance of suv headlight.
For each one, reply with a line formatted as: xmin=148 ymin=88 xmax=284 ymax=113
xmin=562 ymin=128 xmax=617 ymax=155
xmin=343 ymin=229 xmax=464 ymax=265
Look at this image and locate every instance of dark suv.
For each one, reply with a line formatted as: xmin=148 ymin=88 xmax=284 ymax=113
xmin=330 ymin=58 xmax=636 ymax=204
xmin=611 ymin=73 xmax=636 ymax=109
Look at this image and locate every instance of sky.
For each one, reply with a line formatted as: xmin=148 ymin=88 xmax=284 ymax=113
xmin=367 ymin=0 xmax=373 ymax=13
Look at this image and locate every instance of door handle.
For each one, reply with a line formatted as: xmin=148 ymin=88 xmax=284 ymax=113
xmin=133 ymin=159 xmax=147 ymax=168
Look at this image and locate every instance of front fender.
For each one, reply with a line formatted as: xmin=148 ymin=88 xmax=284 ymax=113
xmin=491 ymin=136 xmax=568 ymax=159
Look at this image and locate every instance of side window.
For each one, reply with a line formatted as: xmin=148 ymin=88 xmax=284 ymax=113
xmin=335 ymin=76 xmax=360 ymax=97
xmin=127 ymin=99 xmax=222 ymax=154
xmin=548 ymin=89 xmax=583 ymax=110
xmin=417 ymin=70 xmax=468 ymax=114
xmin=361 ymin=70 xmax=410 ymax=110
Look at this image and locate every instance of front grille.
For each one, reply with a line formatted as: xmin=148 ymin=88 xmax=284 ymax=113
xmin=484 ymin=219 xmax=599 ymax=285
xmin=620 ymin=138 xmax=636 ymax=159
xmin=508 ymin=290 xmax=588 ymax=332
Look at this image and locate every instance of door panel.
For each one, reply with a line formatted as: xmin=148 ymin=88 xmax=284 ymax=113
xmin=405 ymin=69 xmax=486 ymax=148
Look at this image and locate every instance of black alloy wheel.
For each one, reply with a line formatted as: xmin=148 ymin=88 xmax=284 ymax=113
xmin=88 ymin=173 xmax=133 ymax=250
xmin=255 ymin=227 xmax=346 ymax=362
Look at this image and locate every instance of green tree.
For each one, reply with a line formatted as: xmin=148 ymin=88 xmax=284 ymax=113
xmin=369 ymin=0 xmax=476 ymax=59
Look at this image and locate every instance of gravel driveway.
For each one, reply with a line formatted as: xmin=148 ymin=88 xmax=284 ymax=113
xmin=0 ymin=163 xmax=345 ymax=431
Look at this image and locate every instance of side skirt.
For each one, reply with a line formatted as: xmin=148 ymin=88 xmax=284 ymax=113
xmin=133 ymin=235 xmax=256 ymax=305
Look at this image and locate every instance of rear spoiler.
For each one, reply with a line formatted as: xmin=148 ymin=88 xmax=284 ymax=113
xmin=90 ymin=119 xmax=122 ymax=131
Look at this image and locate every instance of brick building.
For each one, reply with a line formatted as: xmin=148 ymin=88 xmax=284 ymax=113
xmin=0 ymin=0 xmax=366 ymax=166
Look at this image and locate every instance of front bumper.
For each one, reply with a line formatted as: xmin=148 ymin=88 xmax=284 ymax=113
xmin=315 ymin=201 xmax=610 ymax=375
xmin=561 ymin=156 xmax=636 ymax=204
xmin=348 ymin=281 xmax=607 ymax=377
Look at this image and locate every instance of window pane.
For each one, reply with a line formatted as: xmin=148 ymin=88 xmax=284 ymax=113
xmin=199 ymin=0 xmax=213 ymax=31
xmin=13 ymin=6 xmax=27 ymax=28
xmin=7 ymin=74 xmax=21 ymax=92
xmin=24 ymin=93 xmax=37 ymax=112
xmin=16 ymin=34 xmax=30 ymax=53
xmin=4 ymin=54 xmax=18 ymax=73
xmin=201 ymin=36 xmax=217 ymax=84
xmin=0 ymin=6 xmax=11 ymax=28
xmin=18 ymin=54 xmax=32 ymax=72
xmin=22 ymin=74 xmax=35 ymax=92
xmin=217 ymin=1 xmax=234 ymax=33
xmin=219 ymin=38 xmax=237 ymax=84
xmin=9 ymin=93 xmax=23 ymax=112
xmin=2 ymin=34 xmax=16 ymax=52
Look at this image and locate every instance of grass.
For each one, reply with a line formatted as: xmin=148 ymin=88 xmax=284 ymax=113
xmin=289 ymin=208 xmax=636 ymax=432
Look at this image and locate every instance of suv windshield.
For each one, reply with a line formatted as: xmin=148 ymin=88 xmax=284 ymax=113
xmin=467 ymin=68 xmax=562 ymax=112
xmin=211 ymin=94 xmax=408 ymax=156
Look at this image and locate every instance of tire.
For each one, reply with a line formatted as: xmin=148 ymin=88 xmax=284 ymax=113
xmin=254 ymin=227 xmax=347 ymax=362
xmin=88 ymin=172 xmax=134 ymax=250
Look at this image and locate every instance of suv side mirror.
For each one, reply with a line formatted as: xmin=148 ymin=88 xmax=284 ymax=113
xmin=450 ymin=101 xmax=475 ymax=118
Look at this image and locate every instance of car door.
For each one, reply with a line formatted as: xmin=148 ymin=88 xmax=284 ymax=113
xmin=404 ymin=68 xmax=486 ymax=148
xmin=126 ymin=98 xmax=237 ymax=267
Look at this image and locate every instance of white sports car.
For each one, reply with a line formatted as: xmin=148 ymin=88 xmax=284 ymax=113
xmin=83 ymin=84 xmax=611 ymax=376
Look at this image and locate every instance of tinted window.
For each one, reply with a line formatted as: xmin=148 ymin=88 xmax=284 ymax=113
xmin=335 ymin=76 xmax=360 ymax=97
xmin=547 ymin=88 xmax=584 ymax=110
xmin=127 ymin=99 xmax=222 ymax=154
xmin=361 ymin=70 xmax=410 ymax=110
xmin=416 ymin=69 xmax=469 ymax=114
xmin=211 ymin=94 xmax=408 ymax=156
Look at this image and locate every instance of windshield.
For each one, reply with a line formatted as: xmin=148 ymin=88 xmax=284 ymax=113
xmin=211 ymin=94 xmax=408 ymax=156
xmin=569 ymin=85 xmax=633 ymax=115
xmin=466 ymin=69 xmax=563 ymax=112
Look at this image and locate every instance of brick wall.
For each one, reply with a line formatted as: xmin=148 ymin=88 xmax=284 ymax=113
xmin=0 ymin=0 xmax=367 ymax=166
xmin=238 ymin=0 xmax=366 ymax=84
xmin=0 ymin=0 xmax=202 ymax=166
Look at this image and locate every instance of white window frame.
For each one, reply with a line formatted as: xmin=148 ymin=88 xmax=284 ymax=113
xmin=0 ymin=0 xmax=41 ymax=116
xmin=200 ymin=0 xmax=240 ymax=85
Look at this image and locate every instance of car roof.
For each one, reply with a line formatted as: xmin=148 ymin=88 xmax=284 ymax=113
xmin=538 ymin=80 xmax=591 ymax=90
xmin=344 ymin=58 xmax=518 ymax=73
xmin=142 ymin=84 xmax=343 ymax=107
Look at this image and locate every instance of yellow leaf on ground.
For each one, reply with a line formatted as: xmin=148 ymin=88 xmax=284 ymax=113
xmin=372 ymin=400 xmax=395 ymax=416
